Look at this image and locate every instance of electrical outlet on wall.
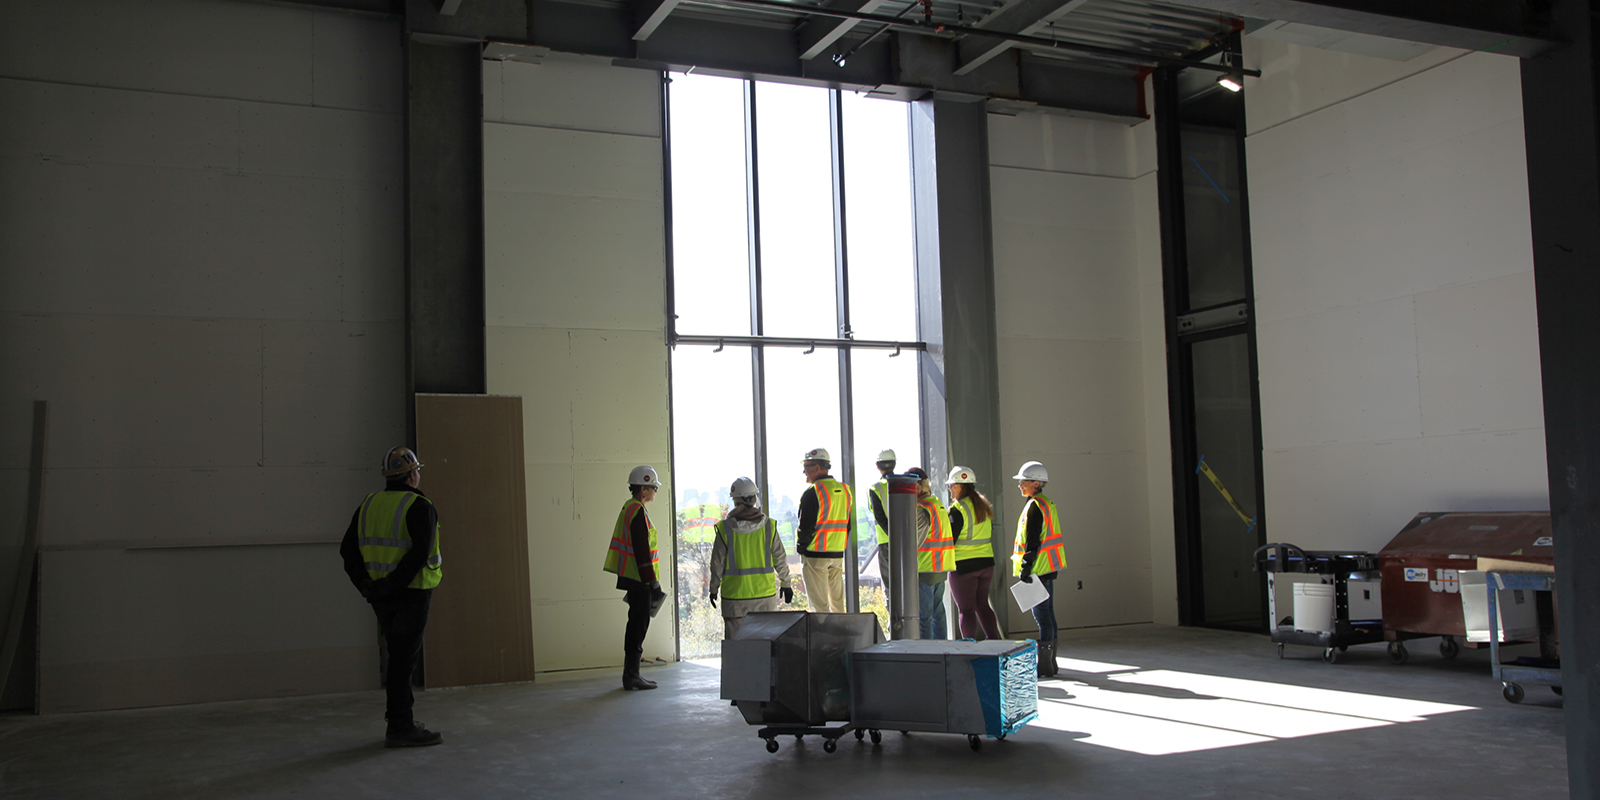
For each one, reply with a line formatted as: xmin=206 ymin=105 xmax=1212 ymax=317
xmin=1077 ymin=580 xmax=1083 ymax=590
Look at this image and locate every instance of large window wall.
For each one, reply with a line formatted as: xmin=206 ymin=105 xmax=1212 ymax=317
xmin=667 ymin=73 xmax=923 ymax=658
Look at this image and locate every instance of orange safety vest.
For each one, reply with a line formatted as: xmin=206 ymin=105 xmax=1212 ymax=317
xmin=602 ymin=498 xmax=659 ymax=582
xmin=1012 ymin=494 xmax=1066 ymax=576
xmin=808 ymin=477 xmax=854 ymax=553
xmin=917 ymin=495 xmax=955 ymax=573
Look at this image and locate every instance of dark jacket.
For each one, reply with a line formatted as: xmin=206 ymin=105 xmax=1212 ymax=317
xmin=340 ymin=483 xmax=438 ymax=595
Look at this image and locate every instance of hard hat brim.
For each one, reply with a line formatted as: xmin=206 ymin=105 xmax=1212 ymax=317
xmin=383 ymin=461 xmax=424 ymax=477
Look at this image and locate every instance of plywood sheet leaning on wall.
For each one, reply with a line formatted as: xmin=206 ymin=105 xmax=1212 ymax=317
xmin=415 ymin=394 xmax=535 ymax=686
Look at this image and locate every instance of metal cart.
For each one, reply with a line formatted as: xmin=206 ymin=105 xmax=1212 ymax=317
xmin=850 ymin=639 xmax=1038 ymax=751
xmin=1253 ymin=543 xmax=1385 ymax=663
xmin=1486 ymin=571 xmax=1561 ymax=704
xmin=721 ymin=611 xmax=883 ymax=753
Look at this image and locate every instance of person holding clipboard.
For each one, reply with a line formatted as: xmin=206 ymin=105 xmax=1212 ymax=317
xmin=1011 ymin=461 xmax=1065 ymax=678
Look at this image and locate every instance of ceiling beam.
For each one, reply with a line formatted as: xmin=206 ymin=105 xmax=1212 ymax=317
xmin=954 ymin=0 xmax=1091 ymax=76
xmin=796 ymin=0 xmax=892 ymax=60
xmin=632 ymin=0 xmax=684 ymax=41
xmin=1156 ymin=0 xmax=1558 ymax=57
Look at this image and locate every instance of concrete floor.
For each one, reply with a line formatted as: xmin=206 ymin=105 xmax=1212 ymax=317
xmin=0 ymin=624 xmax=1568 ymax=799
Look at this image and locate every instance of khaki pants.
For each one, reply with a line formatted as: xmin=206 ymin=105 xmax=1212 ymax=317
xmin=722 ymin=595 xmax=779 ymax=639
xmin=802 ymin=556 xmax=846 ymax=612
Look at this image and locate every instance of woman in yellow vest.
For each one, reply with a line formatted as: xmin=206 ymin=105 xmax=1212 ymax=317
xmin=945 ymin=466 xmax=1001 ymax=640
xmin=906 ymin=468 xmax=955 ymax=639
xmin=602 ymin=465 xmax=668 ymax=691
xmin=708 ymin=477 xmax=793 ymax=638
xmin=1012 ymin=460 xmax=1066 ymax=677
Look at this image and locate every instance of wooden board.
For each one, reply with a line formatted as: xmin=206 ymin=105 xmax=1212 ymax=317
xmin=415 ymin=394 xmax=535 ymax=686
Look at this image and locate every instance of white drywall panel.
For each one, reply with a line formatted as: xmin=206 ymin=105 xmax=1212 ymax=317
xmin=484 ymin=123 xmax=662 ymax=200
xmin=262 ymin=320 xmax=405 ymax=468
xmin=987 ymin=112 xmax=1135 ymax=177
xmin=1256 ymin=297 xmax=1423 ymax=451
xmin=40 ymin=466 xmax=376 ymax=547
xmin=0 ymin=313 xmax=265 ymax=470
xmin=337 ymin=179 xmax=406 ymax=324
xmin=0 ymin=0 xmax=316 ymax=104
xmin=1054 ymin=565 xmax=1153 ymax=628
xmin=1413 ymin=273 xmax=1544 ymax=438
xmin=0 ymin=159 xmax=345 ymax=320
xmin=309 ymin=11 xmax=403 ymax=114
xmin=1241 ymin=37 xmax=1467 ymax=135
xmin=1262 ymin=429 xmax=1548 ymax=552
xmin=485 ymin=56 xmax=661 ymax=138
xmin=0 ymin=78 xmax=240 ymax=172
xmin=1024 ymin=451 xmax=1152 ymax=568
xmin=991 ymin=220 xmax=1141 ymax=343
xmin=996 ymin=338 xmax=1146 ymax=458
xmin=488 ymin=327 xmax=580 ymax=462
xmin=989 ymin=165 xmax=1137 ymax=233
xmin=1132 ymin=171 xmax=1178 ymax=625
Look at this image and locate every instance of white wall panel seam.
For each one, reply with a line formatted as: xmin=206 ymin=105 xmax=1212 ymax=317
xmin=0 ymin=75 xmax=398 ymax=117
xmin=1254 ymin=269 xmax=1536 ymax=328
xmin=988 ymin=163 xmax=1142 ymax=182
xmin=482 ymin=119 xmax=661 ymax=140
xmin=1244 ymin=51 xmax=1473 ymax=139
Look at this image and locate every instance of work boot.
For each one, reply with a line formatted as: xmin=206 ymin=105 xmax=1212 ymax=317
xmin=1042 ymin=640 xmax=1059 ymax=678
xmin=385 ymin=721 xmax=444 ymax=748
xmin=1035 ymin=641 xmax=1049 ymax=678
xmin=623 ymin=651 xmax=657 ymax=691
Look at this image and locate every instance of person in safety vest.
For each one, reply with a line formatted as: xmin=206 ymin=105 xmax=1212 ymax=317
xmin=868 ymin=449 xmax=895 ymax=596
xmin=708 ymin=477 xmax=794 ymax=638
xmin=946 ymin=466 xmax=1001 ymax=640
xmin=906 ymin=468 xmax=954 ymax=640
xmin=796 ymin=448 xmax=853 ymax=613
xmin=603 ymin=465 xmax=669 ymax=691
xmin=1012 ymin=461 xmax=1066 ymax=677
xmin=339 ymin=446 xmax=444 ymax=748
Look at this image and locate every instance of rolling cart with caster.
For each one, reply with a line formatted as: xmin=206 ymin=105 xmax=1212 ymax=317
xmin=1485 ymin=571 xmax=1561 ymax=704
xmin=1254 ymin=543 xmax=1385 ymax=663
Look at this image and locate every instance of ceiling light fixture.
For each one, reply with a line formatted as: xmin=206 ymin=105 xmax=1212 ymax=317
xmin=1216 ymin=50 xmax=1245 ymax=92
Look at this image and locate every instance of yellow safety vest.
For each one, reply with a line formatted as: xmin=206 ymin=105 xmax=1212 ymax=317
xmin=357 ymin=490 xmax=443 ymax=590
xmin=717 ymin=518 xmax=780 ymax=600
xmin=603 ymin=498 xmax=659 ymax=582
xmin=951 ymin=496 xmax=994 ymax=562
xmin=871 ymin=479 xmax=890 ymax=546
xmin=918 ymin=495 xmax=954 ymax=573
xmin=1012 ymin=494 xmax=1067 ymax=577
xmin=808 ymin=477 xmax=854 ymax=553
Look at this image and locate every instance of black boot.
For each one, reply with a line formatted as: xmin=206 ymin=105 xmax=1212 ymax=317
xmin=385 ymin=720 xmax=444 ymax=748
xmin=1041 ymin=640 xmax=1059 ymax=678
xmin=623 ymin=651 xmax=657 ymax=691
xmin=1036 ymin=640 xmax=1049 ymax=678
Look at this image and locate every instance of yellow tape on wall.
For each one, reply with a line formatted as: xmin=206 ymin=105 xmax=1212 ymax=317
xmin=1196 ymin=456 xmax=1257 ymax=534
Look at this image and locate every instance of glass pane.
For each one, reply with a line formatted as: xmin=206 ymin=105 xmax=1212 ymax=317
xmin=842 ymin=93 xmax=916 ymax=342
xmin=1180 ymin=122 xmax=1247 ymax=310
xmin=762 ymin=346 xmax=842 ymax=611
xmin=756 ymin=82 xmax=838 ymax=338
xmin=1190 ymin=333 xmax=1263 ymax=628
xmin=670 ymin=345 xmax=756 ymax=659
xmin=850 ymin=348 xmax=921 ymax=633
xmin=670 ymin=73 xmax=751 ymax=336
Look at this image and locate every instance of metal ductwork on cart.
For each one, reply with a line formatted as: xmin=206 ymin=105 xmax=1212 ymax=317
xmin=721 ymin=611 xmax=883 ymax=750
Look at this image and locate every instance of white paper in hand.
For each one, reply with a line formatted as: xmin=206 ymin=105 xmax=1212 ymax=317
xmin=1010 ymin=578 xmax=1048 ymax=612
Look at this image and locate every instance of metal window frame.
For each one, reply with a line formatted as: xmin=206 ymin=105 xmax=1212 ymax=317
xmin=664 ymin=73 xmax=928 ymax=655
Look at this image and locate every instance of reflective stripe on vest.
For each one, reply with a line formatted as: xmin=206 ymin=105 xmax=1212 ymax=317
xmin=357 ymin=490 xmax=443 ymax=590
xmin=917 ymin=495 xmax=954 ymax=573
xmin=871 ymin=479 xmax=890 ymax=545
xmin=718 ymin=518 xmax=779 ymax=600
xmin=809 ymin=478 xmax=854 ymax=553
xmin=1012 ymin=494 xmax=1066 ymax=576
xmin=603 ymin=498 xmax=659 ymax=582
xmin=951 ymin=496 xmax=994 ymax=562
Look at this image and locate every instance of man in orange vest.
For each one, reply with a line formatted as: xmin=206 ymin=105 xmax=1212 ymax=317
xmin=796 ymin=448 xmax=853 ymax=612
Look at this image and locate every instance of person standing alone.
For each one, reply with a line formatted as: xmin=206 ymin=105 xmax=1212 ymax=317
xmin=603 ymin=466 xmax=669 ymax=691
xmin=339 ymin=446 xmax=444 ymax=748
xmin=796 ymin=448 xmax=852 ymax=612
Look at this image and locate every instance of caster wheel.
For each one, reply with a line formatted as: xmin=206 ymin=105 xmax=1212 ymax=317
xmin=1322 ymin=647 xmax=1338 ymax=664
xmin=1503 ymin=683 xmax=1525 ymax=704
xmin=855 ymin=729 xmax=864 ymax=740
xmin=968 ymin=735 xmax=982 ymax=751
xmin=997 ymin=734 xmax=1007 ymax=741
xmin=1277 ymin=643 xmax=1284 ymax=659
xmin=1439 ymin=636 xmax=1460 ymax=660
xmin=823 ymin=739 xmax=837 ymax=753
xmin=765 ymin=738 xmax=779 ymax=753
xmin=870 ymin=730 xmax=882 ymax=744
xmin=900 ymin=730 xmax=909 ymax=736
xmin=1339 ymin=645 xmax=1348 ymax=652
xmin=794 ymin=734 xmax=804 ymax=741
xmin=1387 ymin=641 xmax=1409 ymax=665
xmin=1553 ymin=686 xmax=1564 ymax=696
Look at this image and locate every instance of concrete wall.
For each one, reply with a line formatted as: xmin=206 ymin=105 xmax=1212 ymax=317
xmin=1244 ymin=40 xmax=1548 ymax=553
xmin=481 ymin=56 xmax=674 ymax=671
xmin=987 ymin=110 xmax=1168 ymax=630
xmin=0 ymin=0 xmax=403 ymax=710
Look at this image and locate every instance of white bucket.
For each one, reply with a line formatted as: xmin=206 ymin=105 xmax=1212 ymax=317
xmin=1293 ymin=582 xmax=1336 ymax=633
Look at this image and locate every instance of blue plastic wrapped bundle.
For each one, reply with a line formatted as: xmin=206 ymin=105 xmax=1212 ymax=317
xmin=973 ymin=640 xmax=1039 ymax=738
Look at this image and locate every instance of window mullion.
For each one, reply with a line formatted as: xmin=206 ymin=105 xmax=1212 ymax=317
xmin=830 ymin=89 xmax=860 ymax=613
xmin=745 ymin=79 xmax=772 ymax=517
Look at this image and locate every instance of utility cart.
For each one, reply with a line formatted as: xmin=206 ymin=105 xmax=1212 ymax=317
xmin=1485 ymin=571 xmax=1561 ymax=704
xmin=1253 ymin=543 xmax=1385 ymax=664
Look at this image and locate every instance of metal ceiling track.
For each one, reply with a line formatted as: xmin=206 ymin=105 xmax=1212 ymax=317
xmin=690 ymin=0 xmax=1263 ymax=76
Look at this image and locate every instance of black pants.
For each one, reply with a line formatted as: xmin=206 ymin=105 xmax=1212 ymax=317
xmin=372 ymin=589 xmax=432 ymax=730
xmin=623 ymin=585 xmax=652 ymax=655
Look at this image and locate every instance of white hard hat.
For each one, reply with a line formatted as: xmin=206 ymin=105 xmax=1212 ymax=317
xmin=803 ymin=448 xmax=831 ymax=463
xmin=1012 ymin=461 xmax=1048 ymax=482
xmin=946 ymin=465 xmax=976 ymax=484
xmin=629 ymin=465 xmax=662 ymax=488
xmin=382 ymin=446 xmax=424 ymax=477
xmin=730 ymin=476 xmax=758 ymax=499
xmin=876 ymin=449 xmax=896 ymax=462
